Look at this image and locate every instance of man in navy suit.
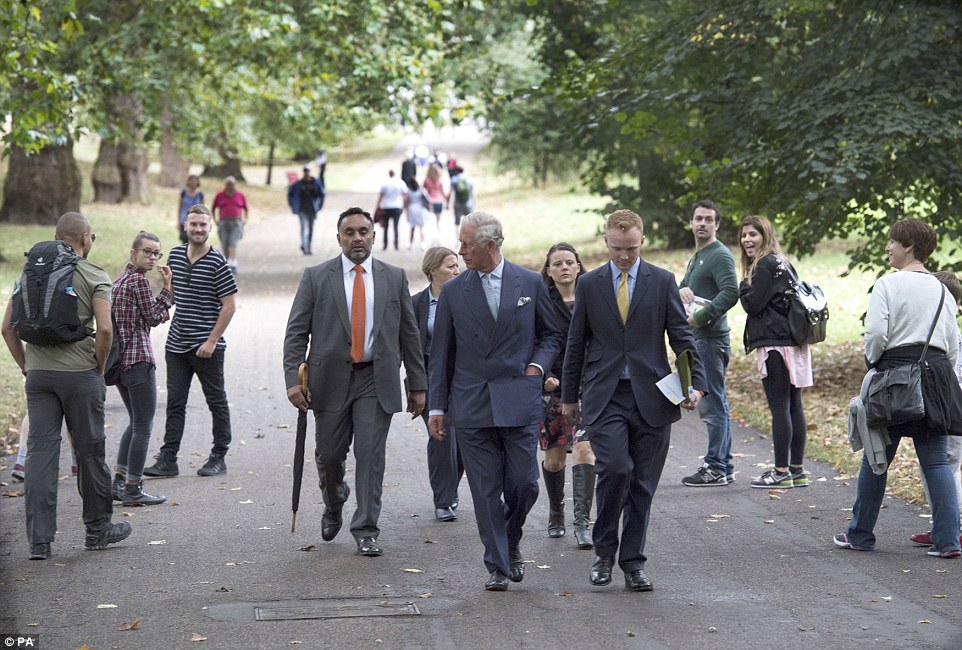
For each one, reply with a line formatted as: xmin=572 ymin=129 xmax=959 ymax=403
xmin=428 ymin=212 xmax=562 ymax=591
xmin=562 ymin=209 xmax=706 ymax=592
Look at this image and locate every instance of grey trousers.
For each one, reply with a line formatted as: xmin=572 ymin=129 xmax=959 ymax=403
xmin=313 ymin=365 xmax=392 ymax=540
xmin=24 ymin=369 xmax=112 ymax=544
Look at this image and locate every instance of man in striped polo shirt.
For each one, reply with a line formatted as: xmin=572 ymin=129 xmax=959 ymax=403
xmin=144 ymin=204 xmax=238 ymax=478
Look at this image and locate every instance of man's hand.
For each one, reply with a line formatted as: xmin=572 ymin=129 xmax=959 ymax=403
xmin=196 ymin=340 xmax=216 ymax=358
xmin=681 ymin=389 xmax=704 ymax=411
xmin=157 ymin=265 xmax=173 ymax=290
xmin=543 ymin=376 xmax=560 ymax=392
xmin=563 ymin=402 xmax=581 ymax=428
xmin=428 ymin=414 xmax=446 ymax=441
xmin=679 ymin=287 xmax=694 ymax=304
xmin=407 ymin=390 xmax=426 ymax=419
xmin=287 ymin=384 xmax=311 ymax=412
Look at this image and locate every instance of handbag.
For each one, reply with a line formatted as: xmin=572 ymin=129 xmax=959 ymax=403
xmin=374 ymin=207 xmax=387 ymax=227
xmin=864 ymin=288 xmax=945 ymax=428
xmin=783 ymin=263 xmax=829 ymax=346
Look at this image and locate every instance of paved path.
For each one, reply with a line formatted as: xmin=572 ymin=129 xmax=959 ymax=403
xmin=1 ymin=131 xmax=961 ymax=649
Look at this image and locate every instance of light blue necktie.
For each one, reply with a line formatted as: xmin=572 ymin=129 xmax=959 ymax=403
xmin=482 ymin=273 xmax=499 ymax=320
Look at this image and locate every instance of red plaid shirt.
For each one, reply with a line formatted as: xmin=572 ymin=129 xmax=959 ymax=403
xmin=111 ymin=263 xmax=174 ymax=370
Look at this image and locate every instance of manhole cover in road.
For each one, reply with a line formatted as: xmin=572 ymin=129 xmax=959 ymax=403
xmin=206 ymin=598 xmax=421 ymax=622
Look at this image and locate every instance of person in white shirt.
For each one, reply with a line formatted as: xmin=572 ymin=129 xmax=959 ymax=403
xmin=376 ymin=170 xmax=406 ymax=251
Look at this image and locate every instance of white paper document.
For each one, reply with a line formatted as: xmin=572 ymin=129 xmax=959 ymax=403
xmin=656 ymin=372 xmax=693 ymax=405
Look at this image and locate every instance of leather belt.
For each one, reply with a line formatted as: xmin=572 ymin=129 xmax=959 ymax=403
xmin=352 ymin=361 xmax=373 ymax=371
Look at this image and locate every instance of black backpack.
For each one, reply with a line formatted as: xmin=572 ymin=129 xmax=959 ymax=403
xmin=11 ymin=241 xmax=90 ymax=346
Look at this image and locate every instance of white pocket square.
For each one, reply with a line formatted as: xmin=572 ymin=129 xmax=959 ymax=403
xmin=517 ymin=297 xmax=531 ymax=307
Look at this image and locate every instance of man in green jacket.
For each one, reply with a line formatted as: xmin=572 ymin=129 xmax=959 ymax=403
xmin=679 ymin=199 xmax=740 ymax=487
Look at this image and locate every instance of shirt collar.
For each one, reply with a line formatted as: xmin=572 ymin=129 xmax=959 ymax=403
xmin=484 ymin=257 xmax=505 ymax=280
xmin=341 ymin=254 xmax=373 ymax=274
xmin=609 ymin=259 xmax=639 ymax=279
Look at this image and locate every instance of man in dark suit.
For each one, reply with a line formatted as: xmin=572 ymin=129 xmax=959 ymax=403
xmin=428 ymin=212 xmax=562 ymax=591
xmin=562 ymin=209 xmax=706 ymax=592
xmin=283 ymin=207 xmax=426 ymax=558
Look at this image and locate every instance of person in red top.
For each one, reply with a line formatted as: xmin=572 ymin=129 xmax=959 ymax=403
xmin=211 ymin=176 xmax=248 ymax=274
xmin=110 ymin=231 xmax=174 ymax=506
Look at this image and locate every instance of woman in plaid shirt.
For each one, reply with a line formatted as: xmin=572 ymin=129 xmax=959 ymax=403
xmin=110 ymin=231 xmax=174 ymax=506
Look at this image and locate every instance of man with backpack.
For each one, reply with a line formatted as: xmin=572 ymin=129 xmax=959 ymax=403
xmin=1 ymin=212 xmax=132 ymax=560
xmin=447 ymin=166 xmax=474 ymax=237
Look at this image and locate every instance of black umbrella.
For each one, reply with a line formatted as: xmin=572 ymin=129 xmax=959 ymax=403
xmin=291 ymin=362 xmax=308 ymax=533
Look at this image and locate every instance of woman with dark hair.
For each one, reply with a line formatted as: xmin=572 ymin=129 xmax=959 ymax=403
xmin=738 ymin=216 xmax=813 ymax=489
xmin=403 ymin=177 xmax=426 ymax=250
xmin=411 ymin=247 xmax=464 ymax=521
xmin=835 ymin=219 xmax=961 ymax=558
xmin=111 ymin=231 xmax=174 ymax=506
xmin=539 ymin=242 xmax=596 ymax=549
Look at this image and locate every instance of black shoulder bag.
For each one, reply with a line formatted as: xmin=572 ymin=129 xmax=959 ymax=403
xmin=864 ymin=288 xmax=945 ymax=429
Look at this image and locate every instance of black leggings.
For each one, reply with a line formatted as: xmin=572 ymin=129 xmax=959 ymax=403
xmin=761 ymin=351 xmax=807 ymax=468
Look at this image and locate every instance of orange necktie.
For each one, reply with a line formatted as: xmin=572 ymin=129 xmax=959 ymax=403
xmin=350 ymin=265 xmax=365 ymax=363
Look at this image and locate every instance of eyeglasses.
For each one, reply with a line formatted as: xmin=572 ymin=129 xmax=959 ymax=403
xmin=138 ymin=249 xmax=164 ymax=259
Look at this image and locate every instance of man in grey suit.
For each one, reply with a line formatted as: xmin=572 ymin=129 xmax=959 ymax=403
xmin=428 ymin=212 xmax=562 ymax=591
xmin=563 ymin=209 xmax=706 ymax=592
xmin=284 ymin=207 xmax=426 ymax=557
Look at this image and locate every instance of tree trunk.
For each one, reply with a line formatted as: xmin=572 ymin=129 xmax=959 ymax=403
xmin=92 ymin=94 xmax=150 ymax=204
xmin=266 ymin=141 xmax=275 ymax=186
xmin=202 ymin=153 xmax=245 ymax=182
xmin=0 ymin=143 xmax=82 ymax=224
xmin=158 ymin=105 xmax=189 ymax=188
xmin=541 ymin=151 xmax=549 ymax=187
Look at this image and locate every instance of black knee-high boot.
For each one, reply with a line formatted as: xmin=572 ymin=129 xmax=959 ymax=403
xmin=571 ymin=463 xmax=595 ymax=549
xmin=542 ymin=463 xmax=566 ymax=538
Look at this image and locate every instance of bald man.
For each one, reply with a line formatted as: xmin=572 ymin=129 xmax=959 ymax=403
xmin=2 ymin=212 xmax=131 ymax=560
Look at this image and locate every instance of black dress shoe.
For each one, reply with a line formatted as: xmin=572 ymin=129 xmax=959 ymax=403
xmin=624 ymin=568 xmax=653 ymax=592
xmin=435 ymin=507 xmax=457 ymax=522
xmin=590 ymin=555 xmax=615 ymax=586
xmin=509 ymin=547 xmax=524 ymax=583
xmin=357 ymin=537 xmax=382 ymax=557
xmin=484 ymin=570 xmax=509 ymax=591
xmin=321 ymin=509 xmax=342 ymax=542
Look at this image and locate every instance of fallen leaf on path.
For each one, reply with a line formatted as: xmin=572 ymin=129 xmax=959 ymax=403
xmin=709 ymin=513 xmax=731 ymax=518
xmin=239 ymin=499 xmax=253 ymax=504
xmin=423 ymin=539 xmax=435 ymax=544
xmin=403 ymin=568 xmax=423 ymax=573
xmin=764 ymin=519 xmax=775 ymax=524
xmin=216 ymin=587 xmax=231 ymax=592
xmin=257 ymin=526 xmax=272 ymax=530
xmin=148 ymin=540 xmax=166 ymax=545
xmin=881 ymin=596 xmax=892 ymax=601
xmin=2 ymin=489 xmax=24 ymax=497
xmin=536 ymin=565 xmax=551 ymax=569
xmin=276 ymin=424 xmax=290 ymax=429
xmin=122 ymin=512 xmax=134 ymax=517
xmin=191 ymin=632 xmax=208 ymax=641
xmin=118 ymin=619 xmax=141 ymax=631
xmin=418 ymin=593 xmax=432 ymax=598
xmin=299 ymin=545 xmax=316 ymax=552
xmin=97 ymin=604 xmax=118 ymax=609
xmin=919 ymin=620 xmax=931 ymax=624
xmin=932 ymin=594 xmax=948 ymax=599
xmin=26 ymin=623 xmax=38 ymax=627
xmin=380 ymin=600 xmax=394 ymax=605
xmin=290 ymin=642 xmax=302 ymax=645
xmin=769 ymin=494 xmax=782 ymax=500
xmin=559 ymin=591 xmax=574 ymax=597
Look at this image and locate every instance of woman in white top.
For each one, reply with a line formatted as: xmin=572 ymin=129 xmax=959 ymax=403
xmin=834 ymin=219 xmax=961 ymax=558
xmin=376 ymin=169 xmax=406 ymax=251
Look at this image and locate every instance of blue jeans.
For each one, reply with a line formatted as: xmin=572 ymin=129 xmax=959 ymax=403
xmin=848 ymin=435 xmax=961 ymax=552
xmin=695 ymin=336 xmax=733 ymax=475
xmin=114 ymin=362 xmax=157 ymax=482
xmin=298 ymin=210 xmax=316 ymax=252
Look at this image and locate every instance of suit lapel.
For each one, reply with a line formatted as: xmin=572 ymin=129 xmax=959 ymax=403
xmin=327 ymin=261 xmax=351 ymax=338
xmin=491 ymin=262 xmax=522 ymax=345
xmin=598 ymin=263 xmax=621 ymax=323
xmin=371 ymin=259 xmax=387 ymax=339
xmin=627 ymin=259 xmax=653 ymax=320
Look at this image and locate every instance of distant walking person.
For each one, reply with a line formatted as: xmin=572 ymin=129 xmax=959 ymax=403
xmin=422 ymin=164 xmax=446 ymax=230
xmin=738 ymin=216 xmax=813 ymax=489
xmin=376 ymin=170 xmax=406 ymax=251
xmin=679 ymin=199 xmax=739 ymax=487
xmin=211 ymin=176 xmax=248 ymax=274
xmin=404 ymin=178 xmax=427 ymax=250
xmin=1 ymin=212 xmax=131 ymax=559
xmin=563 ymin=209 xmax=705 ymax=592
xmin=447 ymin=166 xmax=474 ymax=237
xmin=144 ymin=205 xmax=238 ymax=479
xmin=109 ymin=231 xmax=174 ymax=507
xmin=283 ymin=207 xmax=426 ymax=558
xmin=428 ymin=212 xmax=562 ymax=591
xmin=287 ymin=164 xmax=325 ymax=255
xmin=412 ymin=247 xmax=464 ymax=521
xmin=176 ymin=175 xmax=204 ymax=244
